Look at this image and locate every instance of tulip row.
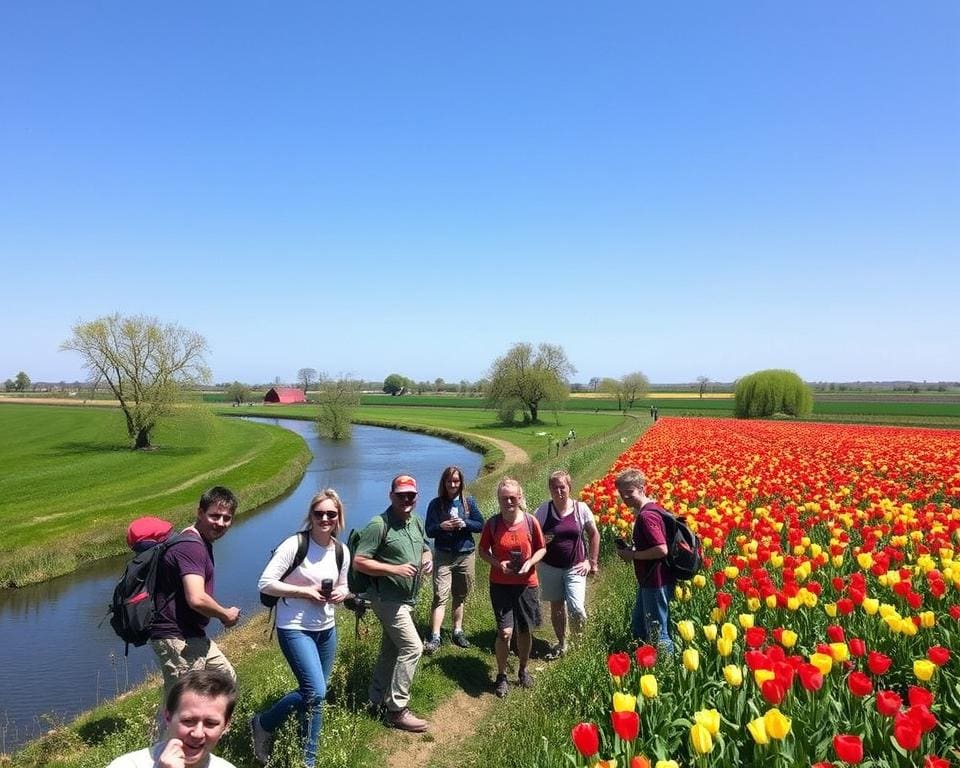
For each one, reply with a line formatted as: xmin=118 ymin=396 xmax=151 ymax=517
xmin=570 ymin=419 xmax=960 ymax=767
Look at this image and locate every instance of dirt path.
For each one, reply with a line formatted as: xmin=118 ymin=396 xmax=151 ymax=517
xmin=461 ymin=433 xmax=529 ymax=469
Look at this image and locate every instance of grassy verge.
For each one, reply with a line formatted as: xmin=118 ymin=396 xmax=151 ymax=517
xmin=0 ymin=405 xmax=310 ymax=587
xmin=9 ymin=413 xmax=646 ymax=768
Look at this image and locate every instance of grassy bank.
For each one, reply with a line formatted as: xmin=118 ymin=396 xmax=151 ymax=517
xmin=9 ymin=412 xmax=646 ymax=768
xmin=0 ymin=405 xmax=311 ymax=587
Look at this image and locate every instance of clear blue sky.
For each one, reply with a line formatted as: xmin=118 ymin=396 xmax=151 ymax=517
xmin=2 ymin=2 xmax=957 ymax=385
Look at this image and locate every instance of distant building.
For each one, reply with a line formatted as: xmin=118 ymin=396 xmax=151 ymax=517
xmin=263 ymin=387 xmax=307 ymax=404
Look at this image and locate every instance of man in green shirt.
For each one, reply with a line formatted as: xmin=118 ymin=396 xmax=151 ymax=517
xmin=353 ymin=474 xmax=433 ymax=733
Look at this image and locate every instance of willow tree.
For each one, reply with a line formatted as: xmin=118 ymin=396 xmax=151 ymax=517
xmin=487 ymin=342 xmax=576 ymax=423
xmin=61 ymin=314 xmax=210 ymax=449
xmin=316 ymin=374 xmax=360 ymax=440
xmin=734 ymin=369 xmax=813 ymax=418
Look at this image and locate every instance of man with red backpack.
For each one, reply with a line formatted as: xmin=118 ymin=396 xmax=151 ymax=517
xmin=150 ymin=487 xmax=241 ymax=699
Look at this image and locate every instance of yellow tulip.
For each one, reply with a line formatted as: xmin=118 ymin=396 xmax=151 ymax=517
xmin=677 ymin=620 xmax=695 ymax=643
xmin=754 ymin=668 xmax=775 ymax=686
xmin=857 ymin=552 xmax=874 ymax=569
xmin=639 ymin=674 xmax=658 ymax=699
xmin=655 ymin=762 xmax=679 ymax=768
xmin=694 ymin=708 xmax=721 ymax=735
xmin=800 ymin=588 xmax=818 ymax=608
xmin=692 ymin=574 xmax=706 ymax=588
xmin=747 ymin=716 xmax=769 ymax=745
xmin=824 ymin=602 xmax=837 ymax=618
xmin=809 ymin=652 xmax=833 ymax=675
xmin=613 ymin=691 xmax=637 ymax=712
xmin=900 ymin=619 xmax=918 ymax=636
xmin=765 ymin=594 xmax=778 ymax=609
xmin=716 ymin=637 xmax=733 ymax=657
xmin=593 ymin=760 xmax=617 ymax=768
xmin=779 ymin=629 xmax=797 ymax=648
xmin=861 ymin=596 xmax=879 ymax=615
xmin=702 ymin=624 xmax=718 ymax=642
xmin=689 ymin=723 xmax=714 ymax=755
xmin=738 ymin=613 xmax=755 ymax=629
xmin=786 ymin=596 xmax=800 ymax=611
xmin=723 ymin=664 xmax=743 ymax=687
xmin=721 ymin=623 xmax=738 ymax=643
xmin=879 ymin=603 xmax=897 ymax=618
xmin=919 ymin=611 xmax=935 ymax=628
xmin=747 ymin=597 xmax=761 ymax=612
xmin=914 ymin=659 xmax=936 ymax=682
xmin=682 ymin=648 xmax=700 ymax=672
xmin=709 ymin=607 xmax=726 ymax=623
xmin=883 ymin=614 xmax=903 ymax=632
xmin=829 ymin=642 xmax=849 ymax=662
xmin=763 ymin=708 xmax=792 ymax=740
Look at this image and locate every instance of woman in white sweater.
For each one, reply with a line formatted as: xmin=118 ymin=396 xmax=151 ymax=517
xmin=249 ymin=489 xmax=350 ymax=767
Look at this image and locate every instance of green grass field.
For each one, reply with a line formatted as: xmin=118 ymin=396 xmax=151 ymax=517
xmin=0 ymin=404 xmax=310 ymax=586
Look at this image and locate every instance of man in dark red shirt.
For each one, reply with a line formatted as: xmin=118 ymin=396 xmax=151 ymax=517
xmin=150 ymin=486 xmax=241 ymax=699
xmin=615 ymin=469 xmax=675 ymax=651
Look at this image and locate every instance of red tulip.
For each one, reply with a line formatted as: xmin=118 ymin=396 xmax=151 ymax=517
xmin=799 ymin=663 xmax=824 ymax=692
xmin=837 ymin=597 xmax=855 ymax=615
xmin=834 ymin=733 xmax=864 ymax=763
xmin=571 ymin=722 xmax=600 ymax=757
xmin=893 ymin=712 xmax=922 ymax=750
xmin=867 ymin=651 xmax=892 ymax=675
xmin=635 ymin=644 xmax=657 ymax=668
xmin=716 ymin=591 xmax=733 ymax=611
xmin=906 ymin=704 xmax=938 ymax=734
xmin=611 ymin=710 xmax=640 ymax=741
xmin=924 ymin=756 xmax=950 ymax=768
xmin=607 ymin=651 xmax=631 ymax=678
xmin=908 ymin=686 xmax=935 ymax=708
xmin=876 ymin=690 xmax=902 ymax=717
xmin=927 ymin=646 xmax=950 ymax=666
xmin=761 ymin=679 xmax=786 ymax=705
xmin=848 ymin=638 xmax=866 ymax=657
xmin=745 ymin=627 xmax=767 ymax=648
xmin=847 ymin=671 xmax=873 ymax=697
xmin=827 ymin=624 xmax=845 ymax=642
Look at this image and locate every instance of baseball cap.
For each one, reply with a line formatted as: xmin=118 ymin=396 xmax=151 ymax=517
xmin=392 ymin=474 xmax=418 ymax=493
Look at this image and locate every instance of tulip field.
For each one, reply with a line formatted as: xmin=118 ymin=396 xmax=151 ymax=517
xmin=574 ymin=418 xmax=960 ymax=768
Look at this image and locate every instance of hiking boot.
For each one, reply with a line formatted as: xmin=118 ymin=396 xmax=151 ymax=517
xmin=544 ymin=643 xmax=566 ymax=661
xmin=518 ymin=667 xmax=534 ymax=689
xmin=494 ymin=673 xmax=509 ymax=698
xmin=249 ymin=714 xmax=271 ymax=764
xmin=386 ymin=707 xmax=429 ymax=733
xmin=451 ymin=630 xmax=471 ymax=648
xmin=423 ymin=634 xmax=441 ymax=655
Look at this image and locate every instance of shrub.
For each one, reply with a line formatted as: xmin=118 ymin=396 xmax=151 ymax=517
xmin=733 ymin=369 xmax=813 ymax=418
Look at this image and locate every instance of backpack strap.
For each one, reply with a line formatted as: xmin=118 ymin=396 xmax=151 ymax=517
xmin=334 ymin=538 xmax=344 ymax=573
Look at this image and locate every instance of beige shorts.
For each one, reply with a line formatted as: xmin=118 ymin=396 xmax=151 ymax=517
xmin=431 ymin=550 xmax=476 ymax=609
xmin=150 ymin=636 xmax=236 ymax=698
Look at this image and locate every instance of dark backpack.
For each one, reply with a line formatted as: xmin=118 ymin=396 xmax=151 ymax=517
xmin=259 ymin=532 xmax=344 ymax=607
xmin=107 ymin=531 xmax=194 ymax=655
xmin=641 ymin=504 xmax=703 ymax=581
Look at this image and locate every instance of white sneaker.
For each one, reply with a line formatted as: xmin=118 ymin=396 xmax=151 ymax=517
xmin=249 ymin=714 xmax=271 ymax=764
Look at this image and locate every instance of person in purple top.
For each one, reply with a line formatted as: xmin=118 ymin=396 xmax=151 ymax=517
xmin=150 ymin=486 xmax=241 ymax=700
xmin=533 ymin=470 xmax=599 ymax=659
xmin=615 ymin=468 xmax=674 ymax=652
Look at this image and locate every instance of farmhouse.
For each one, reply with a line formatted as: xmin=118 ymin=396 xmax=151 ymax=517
xmin=263 ymin=387 xmax=307 ymax=404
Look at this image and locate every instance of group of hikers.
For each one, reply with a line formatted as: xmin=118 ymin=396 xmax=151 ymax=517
xmin=108 ymin=466 xmax=675 ymax=768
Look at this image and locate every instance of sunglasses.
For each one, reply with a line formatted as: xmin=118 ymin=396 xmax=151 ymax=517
xmin=394 ymin=492 xmax=417 ymax=501
xmin=312 ymin=510 xmax=339 ymax=521
xmin=500 ymin=496 xmax=520 ymax=503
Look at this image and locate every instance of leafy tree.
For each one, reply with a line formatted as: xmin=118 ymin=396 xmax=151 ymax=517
xmin=61 ymin=313 xmax=210 ymax=449
xmin=622 ymin=371 xmax=650 ymax=408
xmin=487 ymin=342 xmax=576 ymax=423
xmin=588 ymin=376 xmax=601 ymax=392
xmin=3 ymin=379 xmax=14 ymax=392
xmin=316 ymin=374 xmax=359 ymax=440
xmin=297 ymin=367 xmax=318 ymax=394
xmin=434 ymin=377 xmax=445 ymax=393
xmin=383 ymin=373 xmax=407 ymax=396
xmin=734 ymin=369 xmax=813 ymax=419
xmin=600 ymin=377 xmax=625 ymax=410
xmin=697 ymin=375 xmax=710 ymax=398
xmin=14 ymin=371 xmax=31 ymax=391
xmin=226 ymin=381 xmax=251 ymax=405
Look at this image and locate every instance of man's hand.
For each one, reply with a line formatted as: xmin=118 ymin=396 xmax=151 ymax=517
xmin=422 ymin=558 xmax=434 ymax=575
xmin=616 ymin=548 xmax=635 ymax=563
xmin=328 ymin=585 xmax=349 ymax=603
xmin=394 ymin=562 xmax=419 ymax=579
xmin=222 ymin=606 xmax=241 ymax=627
xmin=157 ymin=738 xmax=187 ymax=768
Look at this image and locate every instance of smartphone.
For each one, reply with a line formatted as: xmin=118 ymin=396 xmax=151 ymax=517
xmin=320 ymin=578 xmax=334 ymax=598
xmin=509 ymin=549 xmax=523 ymax=571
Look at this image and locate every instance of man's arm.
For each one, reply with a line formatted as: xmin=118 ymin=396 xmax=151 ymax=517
xmin=182 ymin=574 xmax=240 ymax=626
xmin=617 ymin=543 xmax=668 ymax=562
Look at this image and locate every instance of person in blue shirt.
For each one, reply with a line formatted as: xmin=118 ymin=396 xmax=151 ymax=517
xmin=423 ymin=466 xmax=484 ymax=653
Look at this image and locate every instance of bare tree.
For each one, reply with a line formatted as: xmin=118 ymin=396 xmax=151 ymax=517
xmin=697 ymin=375 xmax=710 ymax=399
xmin=297 ymin=367 xmax=318 ymax=394
xmin=61 ymin=314 xmax=210 ymax=449
xmin=622 ymin=371 xmax=650 ymax=408
xmin=600 ymin=377 xmax=625 ymax=410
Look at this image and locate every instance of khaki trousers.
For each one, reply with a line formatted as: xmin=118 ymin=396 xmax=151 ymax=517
xmin=368 ymin=598 xmax=423 ymax=712
xmin=151 ymin=636 xmax=236 ymax=699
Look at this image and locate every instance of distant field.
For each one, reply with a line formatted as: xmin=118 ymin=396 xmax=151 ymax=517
xmin=0 ymin=404 xmax=310 ymax=586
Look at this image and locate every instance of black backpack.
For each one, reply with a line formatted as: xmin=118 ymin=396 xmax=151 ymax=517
xmin=641 ymin=504 xmax=703 ymax=582
xmin=259 ymin=532 xmax=344 ymax=607
xmin=107 ymin=532 xmax=194 ymax=655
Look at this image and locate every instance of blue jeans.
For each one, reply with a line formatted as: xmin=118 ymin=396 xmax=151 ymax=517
xmin=631 ymin=585 xmax=673 ymax=653
xmin=259 ymin=626 xmax=337 ymax=767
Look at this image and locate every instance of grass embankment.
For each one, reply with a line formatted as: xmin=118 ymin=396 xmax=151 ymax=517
xmin=0 ymin=404 xmax=310 ymax=587
xmin=10 ymin=411 xmax=644 ymax=768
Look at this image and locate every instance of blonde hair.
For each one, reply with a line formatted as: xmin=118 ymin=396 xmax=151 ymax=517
xmin=615 ymin=468 xmax=647 ymax=492
xmin=496 ymin=476 xmax=527 ymax=513
xmin=302 ymin=489 xmax=345 ymax=535
xmin=548 ymin=470 xmax=572 ymax=489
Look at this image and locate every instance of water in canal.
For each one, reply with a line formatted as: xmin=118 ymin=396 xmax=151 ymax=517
xmin=0 ymin=419 xmax=482 ymax=753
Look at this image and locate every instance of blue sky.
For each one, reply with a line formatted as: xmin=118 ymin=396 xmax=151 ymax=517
xmin=2 ymin=2 xmax=957 ymax=385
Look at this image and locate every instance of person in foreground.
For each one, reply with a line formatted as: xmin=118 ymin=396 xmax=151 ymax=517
xmin=478 ymin=477 xmax=547 ymax=698
xmin=150 ymin=487 xmax=241 ymax=699
xmin=353 ymin=474 xmax=434 ymax=732
xmin=250 ymin=489 xmax=351 ymax=766
xmin=423 ymin=465 xmax=484 ymax=653
xmin=107 ymin=670 xmax=237 ymax=768
xmin=615 ymin=468 xmax=674 ymax=652
xmin=534 ymin=470 xmax=600 ymax=660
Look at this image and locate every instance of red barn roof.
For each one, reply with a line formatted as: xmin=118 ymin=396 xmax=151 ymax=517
xmin=263 ymin=387 xmax=307 ymax=404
